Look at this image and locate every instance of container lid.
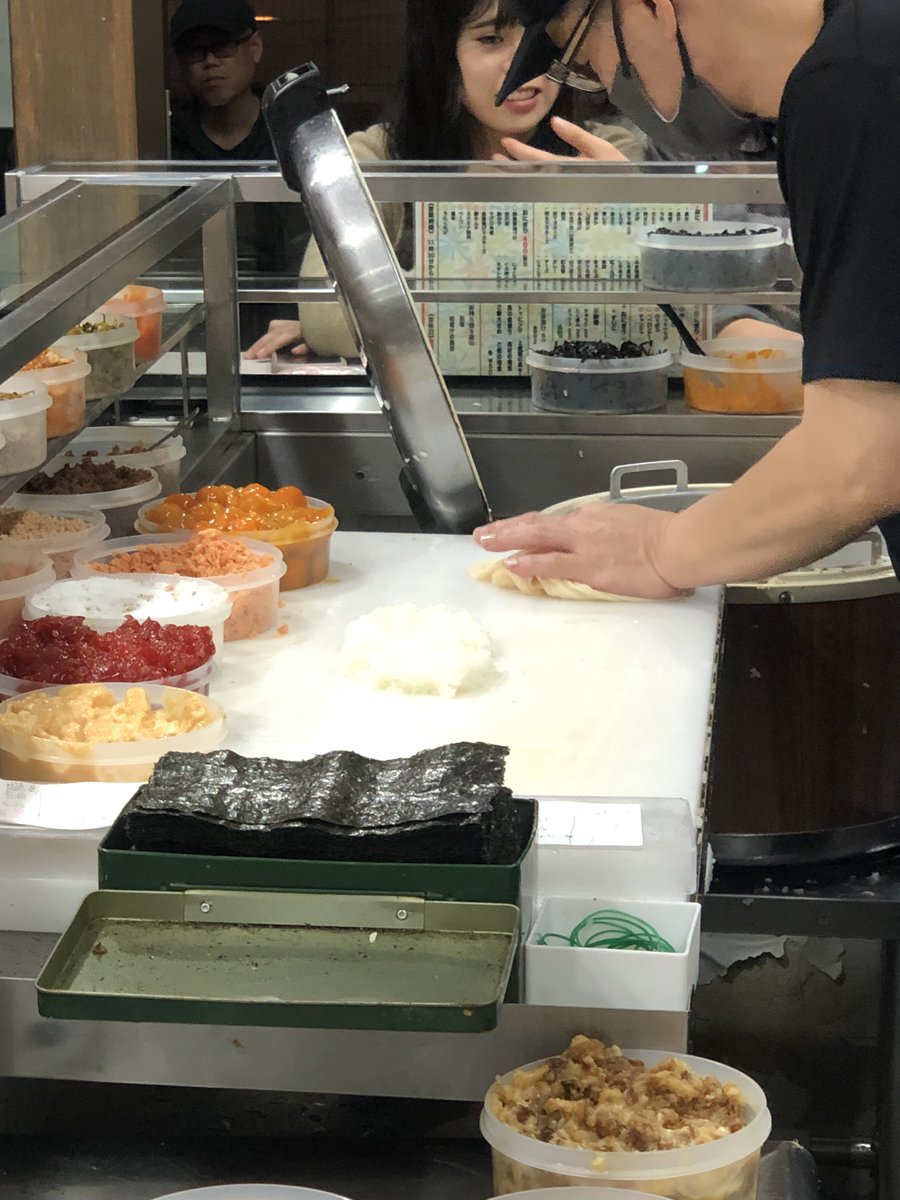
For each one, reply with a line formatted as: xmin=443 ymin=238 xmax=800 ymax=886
xmin=36 ymin=889 xmax=520 ymax=1033
xmin=56 ymin=314 xmax=139 ymax=352
xmin=481 ymin=1049 xmax=771 ymax=1181
xmin=17 ymin=470 xmax=162 ymax=512
xmin=636 ymin=221 xmax=785 ymax=251
xmin=0 ymin=380 xmax=52 ymax=419
xmin=495 ymin=1190 xmax=665 ymax=1199
xmin=24 ymin=574 xmax=232 ymax=626
xmin=680 ymin=338 xmax=802 ymax=374
xmin=528 ymin=348 xmax=672 ymax=374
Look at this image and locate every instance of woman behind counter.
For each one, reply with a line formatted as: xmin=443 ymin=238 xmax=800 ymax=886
xmin=245 ymin=0 xmax=635 ymax=361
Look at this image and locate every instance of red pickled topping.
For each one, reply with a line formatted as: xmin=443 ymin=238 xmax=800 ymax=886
xmin=0 ymin=615 xmax=214 ymax=684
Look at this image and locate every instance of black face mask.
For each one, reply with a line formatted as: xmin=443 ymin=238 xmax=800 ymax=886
xmin=608 ymin=0 xmax=760 ymax=157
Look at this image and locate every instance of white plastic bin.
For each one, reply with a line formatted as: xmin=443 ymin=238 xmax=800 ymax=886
xmin=18 ymin=469 xmax=162 ymax=538
xmin=0 ymin=382 xmax=51 ymax=475
xmin=56 ymin=315 xmax=139 ymax=400
xmin=154 ymin=1189 xmax=353 ymax=1200
xmin=525 ymin=897 xmax=701 ymax=1011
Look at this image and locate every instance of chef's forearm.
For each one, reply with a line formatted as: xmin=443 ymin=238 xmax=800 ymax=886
xmin=655 ymin=380 xmax=900 ymax=588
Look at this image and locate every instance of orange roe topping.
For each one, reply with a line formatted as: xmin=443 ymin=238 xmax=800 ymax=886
xmin=147 ymin=484 xmax=332 ymax=534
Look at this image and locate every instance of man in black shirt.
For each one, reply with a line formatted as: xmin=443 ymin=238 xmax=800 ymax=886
xmin=170 ymin=0 xmax=272 ymax=161
xmin=475 ymin=0 xmax=900 ymax=591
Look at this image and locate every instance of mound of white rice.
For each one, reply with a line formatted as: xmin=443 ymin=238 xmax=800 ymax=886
xmin=341 ymin=603 xmax=493 ymax=697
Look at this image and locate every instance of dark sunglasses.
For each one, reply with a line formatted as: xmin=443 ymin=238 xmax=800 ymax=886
xmin=176 ymin=30 xmax=253 ymax=66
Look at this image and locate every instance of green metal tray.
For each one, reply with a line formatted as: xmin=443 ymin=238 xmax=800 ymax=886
xmin=98 ymin=799 xmax=537 ymax=907
xmin=37 ymin=889 xmax=519 ymax=1033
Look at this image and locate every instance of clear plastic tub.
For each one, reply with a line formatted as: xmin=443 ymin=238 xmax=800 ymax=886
xmin=681 ymin=339 xmax=803 ymax=414
xmin=136 ymin=497 xmax=338 ymax=592
xmin=636 ymin=222 xmax=784 ymax=293
xmin=0 ymin=500 xmax=109 ymax=578
xmin=55 ymin=315 xmax=139 ymax=400
xmin=0 ymin=382 xmax=51 ymax=475
xmin=0 ymin=548 xmax=56 ymax=638
xmin=24 ymin=575 xmax=232 ymax=655
xmin=73 ymin=533 xmax=286 ymax=642
xmin=102 ymin=285 xmax=165 ymax=363
xmin=19 ymin=469 xmax=162 ymax=538
xmin=528 ymin=348 xmax=671 ymax=414
xmin=0 ymin=681 xmax=225 ymax=783
xmin=15 ymin=347 xmax=91 ymax=437
xmin=0 ymin=656 xmax=215 ymax=701
xmin=63 ymin=426 xmax=186 ymax=493
xmin=482 ymin=1050 xmax=771 ymax=1199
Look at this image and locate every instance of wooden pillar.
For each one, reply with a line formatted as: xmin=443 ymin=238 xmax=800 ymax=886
xmin=9 ymin=0 xmax=167 ymax=166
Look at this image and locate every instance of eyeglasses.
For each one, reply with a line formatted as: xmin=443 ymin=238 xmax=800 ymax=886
xmin=545 ymin=0 xmax=606 ymax=93
xmin=176 ymin=30 xmax=253 ymax=66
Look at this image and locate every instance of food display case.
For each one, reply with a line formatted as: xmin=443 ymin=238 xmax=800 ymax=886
xmin=0 ymin=89 xmax=882 ymax=1199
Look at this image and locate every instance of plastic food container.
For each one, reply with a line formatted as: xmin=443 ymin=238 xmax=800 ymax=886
xmin=528 ymin=348 xmax=671 ymax=414
xmin=0 ymin=682 xmax=225 ymax=783
xmin=63 ymin=426 xmax=186 ymax=493
xmin=73 ymin=533 xmax=286 ymax=642
xmin=636 ymin=222 xmax=784 ymax=293
xmin=681 ymin=339 xmax=804 ymax=414
xmin=482 ymin=1051 xmax=771 ymax=1200
xmin=55 ymin=315 xmax=139 ymax=400
xmin=102 ymin=285 xmax=166 ymax=363
xmin=0 ymin=382 xmax=51 ymax=475
xmin=14 ymin=348 xmax=91 ymax=437
xmin=0 ymin=549 xmax=56 ymax=639
xmin=525 ymin=898 xmax=701 ymax=1011
xmin=24 ymin=576 xmax=232 ymax=655
xmin=19 ymin=469 xmax=162 ymax=539
xmin=0 ymin=500 xmax=109 ymax=579
xmin=136 ymin=497 xmax=338 ymax=592
xmin=0 ymin=656 xmax=215 ymax=701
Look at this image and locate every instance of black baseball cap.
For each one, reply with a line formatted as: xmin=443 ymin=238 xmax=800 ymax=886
xmin=495 ymin=0 xmax=568 ymax=106
xmin=171 ymin=0 xmax=257 ymax=48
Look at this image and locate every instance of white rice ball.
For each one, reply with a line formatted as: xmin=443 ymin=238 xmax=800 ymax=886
xmin=341 ymin=603 xmax=493 ymax=697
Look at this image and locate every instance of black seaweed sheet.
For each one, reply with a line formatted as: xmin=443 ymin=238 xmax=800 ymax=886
xmin=122 ymin=742 xmax=520 ymax=864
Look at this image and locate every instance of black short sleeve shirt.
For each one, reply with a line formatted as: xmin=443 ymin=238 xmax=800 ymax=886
xmin=777 ymin=0 xmax=900 ymax=571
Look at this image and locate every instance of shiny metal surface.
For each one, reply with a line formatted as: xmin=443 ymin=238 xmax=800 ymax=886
xmin=262 ymin=66 xmax=488 ymax=533
xmin=10 ymin=160 xmax=792 ymax=207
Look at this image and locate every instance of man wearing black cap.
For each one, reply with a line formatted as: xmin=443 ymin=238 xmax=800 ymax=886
xmin=475 ymin=0 xmax=900 ymax=597
xmin=170 ymin=0 xmax=271 ymax=160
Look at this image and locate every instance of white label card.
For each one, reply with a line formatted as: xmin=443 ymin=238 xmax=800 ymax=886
xmin=538 ymin=801 xmax=644 ymax=848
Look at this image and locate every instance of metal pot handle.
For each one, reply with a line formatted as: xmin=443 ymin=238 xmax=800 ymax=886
xmin=609 ymin=460 xmax=690 ymax=502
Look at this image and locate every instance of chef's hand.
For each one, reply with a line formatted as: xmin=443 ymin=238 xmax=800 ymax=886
xmin=715 ymin=318 xmax=803 ymax=343
xmin=244 ymin=320 xmax=309 ymax=360
xmin=474 ymin=503 xmax=685 ymax=600
xmin=494 ymin=116 xmax=629 ymax=164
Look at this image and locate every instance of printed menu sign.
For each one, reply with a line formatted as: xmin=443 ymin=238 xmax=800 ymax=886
xmin=416 ymin=201 xmax=712 ymax=376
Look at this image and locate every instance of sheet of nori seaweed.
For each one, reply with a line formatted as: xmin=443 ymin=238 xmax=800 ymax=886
xmin=121 ymin=742 xmax=517 ymax=863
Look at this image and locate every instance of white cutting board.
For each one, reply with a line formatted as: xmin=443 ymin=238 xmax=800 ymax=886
xmin=213 ymin=533 xmax=720 ymax=816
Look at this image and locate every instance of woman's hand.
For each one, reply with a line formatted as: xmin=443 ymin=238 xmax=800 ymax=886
xmin=244 ymin=320 xmax=308 ymax=360
xmin=473 ymin=503 xmax=685 ymax=600
xmin=715 ymin=318 xmax=803 ymax=343
xmin=494 ymin=116 xmax=630 ymax=164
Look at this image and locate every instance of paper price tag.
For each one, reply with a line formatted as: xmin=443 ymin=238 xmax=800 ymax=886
xmin=0 ymin=780 xmax=137 ymax=830
xmin=538 ymin=801 xmax=644 ymax=848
